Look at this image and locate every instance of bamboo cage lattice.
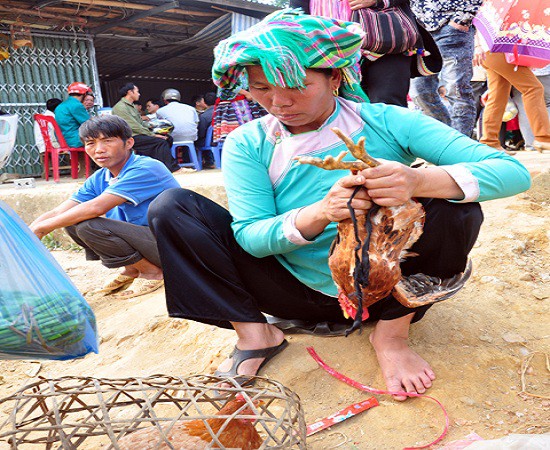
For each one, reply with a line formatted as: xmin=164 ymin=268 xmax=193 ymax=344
xmin=0 ymin=374 xmax=306 ymax=449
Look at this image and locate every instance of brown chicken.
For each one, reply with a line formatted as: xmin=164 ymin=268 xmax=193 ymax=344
xmin=296 ymin=128 xmax=471 ymax=334
xmin=113 ymin=397 xmax=263 ymax=450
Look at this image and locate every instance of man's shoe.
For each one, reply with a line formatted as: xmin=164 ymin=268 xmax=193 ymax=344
xmin=112 ymin=278 xmax=164 ymax=299
xmin=533 ymin=141 xmax=550 ymax=153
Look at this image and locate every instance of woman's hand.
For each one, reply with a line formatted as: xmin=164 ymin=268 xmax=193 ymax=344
xmin=473 ymin=49 xmax=487 ymax=67
xmin=348 ymin=0 xmax=376 ymax=10
xmin=320 ymin=173 xmax=373 ymax=222
xmin=360 ymin=161 xmax=464 ymax=204
xmin=295 ymin=174 xmax=372 ymax=240
xmin=360 ymin=161 xmax=422 ymax=206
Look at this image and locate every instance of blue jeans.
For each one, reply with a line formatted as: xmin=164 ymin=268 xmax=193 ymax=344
xmin=410 ymin=24 xmax=476 ymax=137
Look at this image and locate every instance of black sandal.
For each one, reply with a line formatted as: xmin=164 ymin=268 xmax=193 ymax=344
xmin=214 ymin=339 xmax=289 ymax=385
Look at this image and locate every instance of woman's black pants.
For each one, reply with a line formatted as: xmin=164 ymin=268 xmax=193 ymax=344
xmin=148 ymin=189 xmax=483 ymax=330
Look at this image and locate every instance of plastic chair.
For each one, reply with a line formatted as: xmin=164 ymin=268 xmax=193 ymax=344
xmin=197 ymin=125 xmax=221 ymax=169
xmin=34 ymin=114 xmax=91 ymax=182
xmin=170 ymin=141 xmax=201 ymax=171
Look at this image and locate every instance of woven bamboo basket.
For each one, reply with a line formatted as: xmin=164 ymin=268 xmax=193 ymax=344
xmin=0 ymin=374 xmax=306 ymax=449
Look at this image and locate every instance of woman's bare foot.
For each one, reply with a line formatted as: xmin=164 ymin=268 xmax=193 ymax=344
xmin=216 ymin=323 xmax=285 ymax=377
xmin=369 ymin=314 xmax=435 ymax=401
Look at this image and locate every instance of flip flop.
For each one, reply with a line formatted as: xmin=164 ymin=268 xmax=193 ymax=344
xmin=214 ymin=339 xmax=289 ymax=385
xmin=112 ymin=278 xmax=164 ymax=300
xmin=86 ymin=273 xmax=136 ymax=297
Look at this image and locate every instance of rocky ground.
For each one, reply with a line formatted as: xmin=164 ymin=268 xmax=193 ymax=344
xmin=0 ymin=154 xmax=548 ymax=449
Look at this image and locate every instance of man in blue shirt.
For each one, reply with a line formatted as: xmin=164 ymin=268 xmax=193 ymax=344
xmin=30 ymin=115 xmax=180 ymax=300
xmin=54 ymin=82 xmax=92 ymax=147
xmin=410 ymin=0 xmax=483 ymax=137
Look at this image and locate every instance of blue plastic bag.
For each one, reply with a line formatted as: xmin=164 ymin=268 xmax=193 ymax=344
xmin=0 ymin=201 xmax=98 ymax=360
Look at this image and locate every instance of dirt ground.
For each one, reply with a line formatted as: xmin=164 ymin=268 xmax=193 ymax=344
xmin=0 ymin=153 xmax=548 ymax=449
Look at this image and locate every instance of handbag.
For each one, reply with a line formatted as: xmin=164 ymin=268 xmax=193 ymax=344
xmin=505 ymin=51 xmax=550 ymax=69
xmin=352 ymin=6 xmax=419 ymax=55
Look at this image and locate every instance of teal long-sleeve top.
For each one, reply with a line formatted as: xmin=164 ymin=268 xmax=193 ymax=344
xmin=54 ymin=96 xmax=90 ymax=148
xmin=222 ymin=99 xmax=531 ymax=297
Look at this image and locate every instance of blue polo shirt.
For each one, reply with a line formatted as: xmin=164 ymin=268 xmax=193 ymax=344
xmin=55 ymin=96 xmax=91 ymax=148
xmin=71 ymin=153 xmax=180 ymax=226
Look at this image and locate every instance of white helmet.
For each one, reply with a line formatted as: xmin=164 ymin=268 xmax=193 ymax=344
xmin=0 ymin=114 xmax=18 ymax=169
xmin=161 ymin=88 xmax=181 ymax=102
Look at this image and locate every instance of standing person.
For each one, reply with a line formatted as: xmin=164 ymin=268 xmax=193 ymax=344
xmin=54 ymin=82 xmax=91 ymax=147
xmin=195 ymin=92 xmax=217 ymax=169
xmin=212 ymin=87 xmax=266 ymax=147
xmin=157 ymin=89 xmax=199 ymax=143
xmin=409 ymin=0 xmax=482 ymax=136
xmin=30 ymin=115 xmax=180 ymax=299
xmin=148 ymin=10 xmax=530 ymax=400
xmin=291 ymin=0 xmax=442 ymax=107
xmin=474 ymin=49 xmax=550 ymax=152
xmin=112 ymin=83 xmax=183 ymax=173
xmin=511 ymin=65 xmax=550 ymax=151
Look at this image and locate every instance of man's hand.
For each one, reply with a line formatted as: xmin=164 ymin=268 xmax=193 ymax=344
xmin=29 ymin=220 xmax=53 ymax=240
xmin=449 ymin=20 xmax=470 ymax=33
xmin=348 ymin=0 xmax=376 ymax=10
xmin=155 ymin=134 xmax=168 ymax=140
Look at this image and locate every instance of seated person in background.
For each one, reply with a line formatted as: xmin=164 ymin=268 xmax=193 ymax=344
xmin=54 ymin=82 xmax=91 ymax=148
xmin=133 ymin=101 xmax=148 ymax=120
xmin=195 ymin=92 xmax=217 ymax=169
xmin=148 ymin=9 xmax=531 ymax=400
xmin=157 ymin=89 xmax=199 ymax=143
xmin=34 ymin=97 xmax=62 ymax=154
xmin=83 ymin=93 xmax=96 ymax=117
xmin=144 ymin=98 xmax=163 ymax=121
xmin=192 ymin=94 xmax=208 ymax=114
xmin=112 ymin=82 xmax=183 ymax=174
xmin=30 ymin=115 xmax=180 ymax=299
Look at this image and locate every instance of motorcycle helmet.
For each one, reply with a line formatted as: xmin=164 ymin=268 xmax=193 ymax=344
xmin=0 ymin=113 xmax=18 ymax=169
xmin=68 ymin=82 xmax=92 ymax=95
xmin=161 ymin=88 xmax=181 ymax=102
xmin=148 ymin=118 xmax=174 ymax=135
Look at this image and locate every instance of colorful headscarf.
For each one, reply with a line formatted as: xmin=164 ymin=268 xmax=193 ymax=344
xmin=212 ymin=9 xmax=368 ymax=103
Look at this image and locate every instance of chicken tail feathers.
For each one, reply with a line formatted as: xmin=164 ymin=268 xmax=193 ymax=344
xmin=392 ymin=259 xmax=473 ymax=308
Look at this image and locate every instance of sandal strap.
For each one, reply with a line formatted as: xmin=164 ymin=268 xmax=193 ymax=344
xmin=214 ymin=339 xmax=288 ymax=379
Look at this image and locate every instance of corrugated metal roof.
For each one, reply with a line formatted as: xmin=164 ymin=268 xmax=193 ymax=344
xmin=0 ymin=0 xmax=277 ymax=81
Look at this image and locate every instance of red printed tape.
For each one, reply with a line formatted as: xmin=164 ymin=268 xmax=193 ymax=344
xmin=306 ymin=346 xmax=449 ymax=449
xmin=306 ymin=397 xmax=379 ymax=436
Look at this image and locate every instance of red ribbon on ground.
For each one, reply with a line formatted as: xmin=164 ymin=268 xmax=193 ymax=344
xmin=307 ymin=346 xmax=449 ymax=449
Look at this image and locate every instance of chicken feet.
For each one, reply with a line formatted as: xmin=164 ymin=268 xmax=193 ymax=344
xmin=294 ymin=127 xmax=380 ymax=170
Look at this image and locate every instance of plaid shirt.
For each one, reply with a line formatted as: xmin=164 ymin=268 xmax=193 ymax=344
xmin=410 ymin=0 xmax=483 ymax=32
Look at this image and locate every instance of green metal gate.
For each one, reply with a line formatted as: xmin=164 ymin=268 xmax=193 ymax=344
xmin=0 ymin=33 xmax=101 ymax=176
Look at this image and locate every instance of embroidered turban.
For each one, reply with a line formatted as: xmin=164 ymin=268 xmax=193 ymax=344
xmin=212 ymin=9 xmax=368 ymax=102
